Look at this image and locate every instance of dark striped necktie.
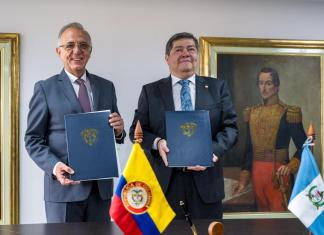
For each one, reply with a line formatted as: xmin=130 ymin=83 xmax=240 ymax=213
xmin=75 ymin=79 xmax=91 ymax=112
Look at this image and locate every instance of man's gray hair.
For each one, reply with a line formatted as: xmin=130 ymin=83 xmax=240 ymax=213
xmin=57 ymin=22 xmax=92 ymax=47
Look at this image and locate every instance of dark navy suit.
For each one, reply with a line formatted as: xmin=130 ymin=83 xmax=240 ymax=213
xmin=129 ymin=75 xmax=238 ymax=218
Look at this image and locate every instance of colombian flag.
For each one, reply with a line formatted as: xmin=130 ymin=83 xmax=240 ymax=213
xmin=110 ymin=143 xmax=175 ymax=235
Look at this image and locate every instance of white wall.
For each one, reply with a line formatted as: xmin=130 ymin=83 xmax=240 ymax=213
xmin=1 ymin=0 xmax=324 ymax=224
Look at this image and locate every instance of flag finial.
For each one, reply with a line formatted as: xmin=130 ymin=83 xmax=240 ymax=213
xmin=134 ymin=120 xmax=143 ymax=143
xmin=307 ymin=122 xmax=315 ymax=141
xmin=306 ymin=122 xmax=315 ymax=150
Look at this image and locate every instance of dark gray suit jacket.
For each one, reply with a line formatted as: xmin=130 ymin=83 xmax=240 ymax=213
xmin=129 ymin=75 xmax=238 ymax=203
xmin=25 ymin=70 xmax=125 ymax=202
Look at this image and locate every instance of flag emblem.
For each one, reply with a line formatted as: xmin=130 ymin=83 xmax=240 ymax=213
xmin=307 ymin=185 xmax=324 ymax=210
xmin=180 ymin=122 xmax=197 ymax=137
xmin=81 ymin=128 xmax=98 ymax=146
xmin=122 ymin=181 xmax=152 ymax=214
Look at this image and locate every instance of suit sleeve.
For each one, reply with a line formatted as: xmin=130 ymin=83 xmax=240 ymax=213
xmin=241 ymin=107 xmax=253 ymax=171
xmin=242 ymin=123 xmax=253 ymax=171
xmin=129 ymin=86 xmax=158 ymax=150
xmin=212 ymin=80 xmax=238 ymax=158
xmin=110 ymin=83 xmax=126 ymax=144
xmin=286 ymin=107 xmax=307 ymax=173
xmin=24 ymin=82 xmax=61 ymax=175
xmin=287 ymin=107 xmax=307 ymax=160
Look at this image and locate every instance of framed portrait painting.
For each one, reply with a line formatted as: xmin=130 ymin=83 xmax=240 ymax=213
xmin=0 ymin=33 xmax=19 ymax=224
xmin=199 ymin=37 xmax=324 ymax=218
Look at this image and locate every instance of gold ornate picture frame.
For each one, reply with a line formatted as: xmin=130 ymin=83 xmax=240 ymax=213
xmin=0 ymin=33 xmax=19 ymax=224
xmin=199 ymin=37 xmax=323 ymax=218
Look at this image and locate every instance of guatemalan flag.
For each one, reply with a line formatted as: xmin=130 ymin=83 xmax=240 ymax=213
xmin=110 ymin=142 xmax=175 ymax=235
xmin=288 ymin=139 xmax=324 ymax=235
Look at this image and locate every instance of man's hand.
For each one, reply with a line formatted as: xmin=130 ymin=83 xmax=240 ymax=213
xmin=233 ymin=182 xmax=247 ymax=194
xmin=276 ymin=165 xmax=291 ymax=176
xmin=187 ymin=165 xmax=207 ymax=171
xmin=212 ymin=154 xmax=219 ymax=163
xmin=157 ymin=139 xmax=169 ymax=166
xmin=109 ymin=112 xmax=124 ymax=137
xmin=187 ymin=154 xmax=218 ymax=171
xmin=232 ymin=169 xmax=250 ymax=194
xmin=54 ymin=162 xmax=80 ymax=186
xmin=186 ymin=154 xmax=218 ymax=171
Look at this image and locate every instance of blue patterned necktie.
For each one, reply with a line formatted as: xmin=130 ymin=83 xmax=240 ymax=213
xmin=179 ymin=79 xmax=193 ymax=111
xmin=75 ymin=79 xmax=91 ymax=112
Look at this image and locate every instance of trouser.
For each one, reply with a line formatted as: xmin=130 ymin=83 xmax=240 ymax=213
xmin=45 ymin=182 xmax=111 ymax=223
xmin=252 ymin=160 xmax=288 ymax=211
xmin=166 ymin=170 xmax=223 ymax=219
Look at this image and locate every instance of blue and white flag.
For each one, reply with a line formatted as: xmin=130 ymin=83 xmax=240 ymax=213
xmin=288 ymin=140 xmax=324 ymax=235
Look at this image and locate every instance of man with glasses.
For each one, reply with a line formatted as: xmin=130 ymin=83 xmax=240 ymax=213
xmin=129 ymin=32 xmax=238 ymax=219
xmin=25 ymin=22 xmax=125 ymax=222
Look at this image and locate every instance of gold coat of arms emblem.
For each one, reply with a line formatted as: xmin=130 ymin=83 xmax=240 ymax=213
xmin=81 ymin=128 xmax=98 ymax=146
xmin=121 ymin=181 xmax=152 ymax=214
xmin=180 ymin=122 xmax=197 ymax=137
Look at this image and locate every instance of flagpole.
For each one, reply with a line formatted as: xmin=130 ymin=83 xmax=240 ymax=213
xmin=180 ymin=201 xmax=198 ymax=235
xmin=307 ymin=123 xmax=315 ymax=235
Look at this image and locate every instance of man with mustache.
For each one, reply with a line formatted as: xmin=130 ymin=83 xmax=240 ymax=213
xmin=25 ymin=22 xmax=125 ymax=222
xmin=235 ymin=67 xmax=307 ymax=211
xmin=129 ymin=32 xmax=238 ymax=218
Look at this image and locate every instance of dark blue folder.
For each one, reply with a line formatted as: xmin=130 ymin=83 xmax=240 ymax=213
xmin=165 ymin=111 xmax=213 ymax=167
xmin=65 ymin=110 xmax=119 ymax=181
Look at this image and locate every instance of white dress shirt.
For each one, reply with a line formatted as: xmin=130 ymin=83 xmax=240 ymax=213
xmin=171 ymin=74 xmax=196 ymax=111
xmin=153 ymin=74 xmax=196 ymax=149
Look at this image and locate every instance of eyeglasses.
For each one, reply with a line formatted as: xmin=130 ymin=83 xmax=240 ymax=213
xmin=59 ymin=42 xmax=91 ymax=52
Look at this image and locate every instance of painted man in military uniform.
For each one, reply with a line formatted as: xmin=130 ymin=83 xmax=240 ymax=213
xmin=234 ymin=67 xmax=307 ymax=211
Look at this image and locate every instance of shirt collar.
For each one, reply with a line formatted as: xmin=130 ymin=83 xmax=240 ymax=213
xmin=65 ymin=69 xmax=87 ymax=83
xmin=171 ymin=74 xmax=196 ymax=86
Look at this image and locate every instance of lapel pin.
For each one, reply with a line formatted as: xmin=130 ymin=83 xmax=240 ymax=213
xmin=205 ymin=85 xmax=209 ymax=89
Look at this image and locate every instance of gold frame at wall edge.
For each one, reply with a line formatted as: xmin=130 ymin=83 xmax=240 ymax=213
xmin=199 ymin=37 xmax=324 ymax=77
xmin=0 ymin=33 xmax=19 ymax=224
xmin=199 ymin=36 xmax=324 ymax=219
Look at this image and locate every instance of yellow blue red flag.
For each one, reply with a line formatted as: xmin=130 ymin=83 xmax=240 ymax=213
xmin=110 ymin=143 xmax=175 ymax=235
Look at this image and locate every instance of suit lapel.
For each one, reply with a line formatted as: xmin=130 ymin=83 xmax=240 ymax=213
xmin=57 ymin=70 xmax=82 ymax=112
xmin=87 ymin=72 xmax=99 ymax=111
xmin=195 ymin=75 xmax=213 ymax=109
xmin=159 ymin=76 xmax=175 ymax=111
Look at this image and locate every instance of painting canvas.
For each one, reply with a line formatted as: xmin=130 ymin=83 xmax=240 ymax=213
xmin=199 ymin=37 xmax=323 ymax=217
